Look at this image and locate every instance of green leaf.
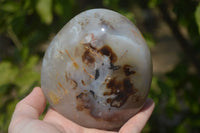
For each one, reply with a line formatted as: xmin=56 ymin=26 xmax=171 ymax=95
xmin=0 ymin=62 xmax=18 ymax=85
xmin=119 ymin=10 xmax=135 ymax=23
xmin=20 ymin=46 xmax=29 ymax=62
xmin=148 ymin=0 xmax=161 ymax=8
xmin=103 ymin=0 xmax=120 ymax=9
xmin=143 ymin=33 xmax=156 ymax=48
xmin=14 ymin=56 xmax=40 ymax=92
xmin=195 ymin=3 xmax=200 ymax=35
xmin=54 ymin=0 xmax=75 ymax=21
xmin=54 ymin=1 xmax=63 ymax=16
xmin=25 ymin=56 xmax=39 ymax=69
xmin=24 ymin=0 xmax=32 ymax=9
xmin=175 ymin=124 xmax=187 ymax=133
xmin=36 ymin=0 xmax=53 ymax=25
xmin=0 ymin=2 xmax=20 ymax=13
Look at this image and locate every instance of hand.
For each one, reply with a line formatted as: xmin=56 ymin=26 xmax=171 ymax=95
xmin=9 ymin=87 xmax=155 ymax=133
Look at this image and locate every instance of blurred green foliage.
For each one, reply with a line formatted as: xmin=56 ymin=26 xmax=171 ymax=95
xmin=195 ymin=3 xmax=200 ymax=35
xmin=0 ymin=0 xmax=200 ymax=133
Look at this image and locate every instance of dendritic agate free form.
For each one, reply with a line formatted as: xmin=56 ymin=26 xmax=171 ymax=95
xmin=41 ymin=9 xmax=152 ymax=130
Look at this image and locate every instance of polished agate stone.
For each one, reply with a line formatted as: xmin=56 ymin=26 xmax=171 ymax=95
xmin=41 ymin=9 xmax=152 ymax=130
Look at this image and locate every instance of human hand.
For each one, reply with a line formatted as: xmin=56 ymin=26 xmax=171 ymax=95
xmin=9 ymin=87 xmax=155 ymax=133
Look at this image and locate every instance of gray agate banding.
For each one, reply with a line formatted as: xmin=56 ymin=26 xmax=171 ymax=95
xmin=41 ymin=9 xmax=152 ymax=130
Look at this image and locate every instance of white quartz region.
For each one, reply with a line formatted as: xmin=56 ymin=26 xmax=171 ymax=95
xmin=41 ymin=9 xmax=152 ymax=130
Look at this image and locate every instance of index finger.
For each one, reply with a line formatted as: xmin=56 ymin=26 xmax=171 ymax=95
xmin=11 ymin=87 xmax=46 ymax=120
xmin=119 ymin=98 xmax=155 ymax=133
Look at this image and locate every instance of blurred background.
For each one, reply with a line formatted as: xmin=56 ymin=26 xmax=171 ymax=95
xmin=0 ymin=0 xmax=200 ymax=132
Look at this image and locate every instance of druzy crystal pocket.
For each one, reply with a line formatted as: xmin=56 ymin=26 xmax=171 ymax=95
xmin=41 ymin=9 xmax=152 ymax=130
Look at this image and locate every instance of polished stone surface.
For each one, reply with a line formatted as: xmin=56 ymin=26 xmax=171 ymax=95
xmin=41 ymin=9 xmax=152 ymax=130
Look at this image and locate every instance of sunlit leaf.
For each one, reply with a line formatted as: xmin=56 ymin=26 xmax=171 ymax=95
xmin=0 ymin=2 xmax=20 ymax=12
xmin=103 ymin=0 xmax=119 ymax=9
xmin=143 ymin=33 xmax=156 ymax=48
xmin=25 ymin=56 xmax=39 ymax=69
xmin=14 ymin=56 xmax=40 ymax=91
xmin=119 ymin=10 xmax=135 ymax=23
xmin=195 ymin=3 xmax=200 ymax=35
xmin=0 ymin=62 xmax=18 ymax=85
xmin=54 ymin=0 xmax=76 ymax=22
xmin=148 ymin=0 xmax=160 ymax=8
xmin=36 ymin=0 xmax=53 ymax=25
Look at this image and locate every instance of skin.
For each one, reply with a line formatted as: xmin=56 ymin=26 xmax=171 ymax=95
xmin=9 ymin=87 xmax=155 ymax=133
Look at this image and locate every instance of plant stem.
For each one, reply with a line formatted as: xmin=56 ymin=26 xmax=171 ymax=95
xmin=7 ymin=28 xmax=22 ymax=50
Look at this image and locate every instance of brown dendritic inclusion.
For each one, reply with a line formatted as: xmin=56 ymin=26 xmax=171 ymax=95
xmin=76 ymin=43 xmax=138 ymax=118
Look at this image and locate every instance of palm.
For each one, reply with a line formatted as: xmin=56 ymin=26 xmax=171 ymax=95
xmin=9 ymin=87 xmax=154 ymax=133
xmin=15 ymin=119 xmax=64 ymax=133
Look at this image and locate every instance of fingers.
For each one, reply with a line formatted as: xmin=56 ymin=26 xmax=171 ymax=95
xmin=119 ymin=98 xmax=155 ymax=133
xmin=44 ymin=109 xmax=117 ymax=133
xmin=9 ymin=87 xmax=46 ymax=133
xmin=12 ymin=87 xmax=46 ymax=119
xmin=43 ymin=108 xmax=83 ymax=133
xmin=83 ymin=128 xmax=117 ymax=133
